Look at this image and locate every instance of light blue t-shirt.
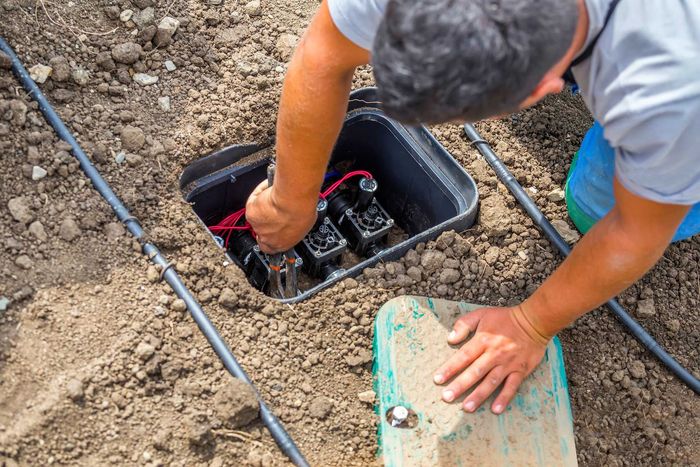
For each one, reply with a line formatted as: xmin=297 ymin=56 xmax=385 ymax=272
xmin=328 ymin=0 xmax=700 ymax=205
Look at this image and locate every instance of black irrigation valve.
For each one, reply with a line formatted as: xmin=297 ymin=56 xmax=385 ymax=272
xmin=181 ymin=87 xmax=480 ymax=302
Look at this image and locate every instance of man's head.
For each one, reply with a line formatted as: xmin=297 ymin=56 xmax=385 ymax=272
xmin=372 ymin=0 xmax=579 ymax=124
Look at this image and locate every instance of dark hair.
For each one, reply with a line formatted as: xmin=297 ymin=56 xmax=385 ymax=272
xmin=372 ymin=0 xmax=578 ymax=123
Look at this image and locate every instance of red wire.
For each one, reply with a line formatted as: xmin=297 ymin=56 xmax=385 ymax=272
xmin=321 ymin=170 xmax=372 ymax=198
xmin=209 ymin=170 xmax=374 ymax=247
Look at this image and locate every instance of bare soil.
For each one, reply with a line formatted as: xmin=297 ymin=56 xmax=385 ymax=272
xmin=0 ymin=0 xmax=698 ymax=466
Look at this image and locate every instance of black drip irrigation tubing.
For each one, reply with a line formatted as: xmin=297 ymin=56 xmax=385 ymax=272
xmin=0 ymin=37 xmax=310 ymax=466
xmin=463 ymin=123 xmax=700 ymax=395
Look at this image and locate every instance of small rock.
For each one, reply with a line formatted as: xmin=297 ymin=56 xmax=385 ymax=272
xmin=31 ymin=166 xmax=47 ymax=180
xmin=133 ymin=73 xmax=158 ymax=86
xmin=0 ymin=51 xmax=11 ymax=69
xmin=345 ymin=349 xmax=372 ymax=367
xmin=15 ymin=255 xmax=33 ymax=269
xmin=104 ymin=222 xmax=125 ymax=241
xmin=551 ymin=219 xmax=580 ymax=244
xmin=133 ymin=6 xmax=155 ymax=29
xmin=119 ymin=9 xmax=133 ymax=22
xmin=275 ymin=33 xmax=298 ymax=60
xmin=0 ymin=297 xmax=10 ymax=312
xmin=186 ymin=419 xmax=213 ymax=447
xmin=154 ymin=16 xmax=180 ymax=47
xmin=218 ymin=288 xmax=238 ymax=309
xmin=138 ymin=24 xmax=158 ymax=43
xmin=71 ymin=68 xmax=90 ymax=86
xmin=213 ymin=376 xmax=259 ymax=428
xmin=59 ymin=218 xmax=81 ymax=242
xmin=104 ymin=5 xmax=120 ymax=19
xmin=29 ymin=221 xmax=47 ymax=242
xmin=547 ymin=188 xmax=565 ymax=202
xmin=111 ymin=42 xmax=142 ymax=65
xmin=66 ymin=378 xmax=84 ymax=401
xmin=244 ymin=0 xmax=261 ymax=16
xmin=308 ymin=396 xmax=333 ymax=419
xmin=357 ymin=390 xmax=376 ymax=404
xmin=438 ymin=268 xmax=460 ymax=284
xmin=665 ymin=319 xmax=681 ymax=333
xmin=164 ymin=60 xmax=176 ymax=71
xmin=29 ymin=64 xmax=52 ymax=83
xmin=125 ymin=153 xmax=143 ymax=167
xmin=420 ymin=250 xmax=446 ymax=273
xmin=8 ymin=197 xmax=34 ymax=224
xmin=171 ymin=299 xmax=187 ymax=312
xmin=157 ymin=96 xmax=171 ymax=112
xmin=114 ymin=152 xmax=126 ymax=164
xmin=120 ymin=125 xmax=145 ymax=151
xmin=636 ymin=298 xmax=656 ymax=318
xmin=628 ymin=360 xmax=647 ymax=379
xmin=479 ymin=195 xmax=511 ymax=237
xmin=95 ymin=51 xmax=116 ymax=71
xmin=49 ymin=56 xmax=70 ymax=82
xmin=135 ymin=341 xmax=155 ymax=361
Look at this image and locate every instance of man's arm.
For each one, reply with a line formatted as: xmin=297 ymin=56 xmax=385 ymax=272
xmin=434 ymin=177 xmax=690 ymax=414
xmin=246 ymin=1 xmax=370 ymax=253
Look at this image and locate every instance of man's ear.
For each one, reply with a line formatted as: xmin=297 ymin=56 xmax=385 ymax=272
xmin=519 ymin=71 xmax=565 ymax=109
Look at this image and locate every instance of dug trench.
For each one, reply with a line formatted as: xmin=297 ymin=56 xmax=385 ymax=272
xmin=0 ymin=0 xmax=698 ymax=466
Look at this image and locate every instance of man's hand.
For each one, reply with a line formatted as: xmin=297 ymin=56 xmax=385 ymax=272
xmin=245 ymin=181 xmax=317 ymax=253
xmin=433 ymin=306 xmax=547 ymax=414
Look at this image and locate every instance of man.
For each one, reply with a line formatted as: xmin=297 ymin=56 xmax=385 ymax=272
xmin=246 ymin=0 xmax=700 ymax=414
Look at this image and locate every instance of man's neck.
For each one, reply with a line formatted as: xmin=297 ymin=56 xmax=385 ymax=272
xmin=552 ymin=0 xmax=590 ymax=75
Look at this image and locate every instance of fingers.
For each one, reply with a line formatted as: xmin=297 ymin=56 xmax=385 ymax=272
xmin=440 ymin=353 xmax=496 ymax=403
xmin=462 ymin=365 xmax=507 ymax=413
xmin=491 ymin=372 xmax=524 ymax=415
xmin=447 ymin=309 xmax=485 ymax=345
xmin=433 ymin=337 xmax=485 ymax=386
xmin=250 ymin=180 xmax=270 ymax=198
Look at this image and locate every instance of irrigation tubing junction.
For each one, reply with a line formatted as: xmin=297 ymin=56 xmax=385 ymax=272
xmin=0 ymin=36 xmax=310 ymax=467
xmin=464 ymin=123 xmax=700 ymax=395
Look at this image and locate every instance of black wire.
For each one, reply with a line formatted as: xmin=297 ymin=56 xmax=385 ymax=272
xmin=0 ymin=36 xmax=310 ymax=465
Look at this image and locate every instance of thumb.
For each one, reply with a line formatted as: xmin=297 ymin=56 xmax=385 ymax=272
xmin=448 ymin=308 xmax=486 ymax=345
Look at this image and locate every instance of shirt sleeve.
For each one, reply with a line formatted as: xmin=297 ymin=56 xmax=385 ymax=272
xmin=327 ymin=0 xmax=388 ymax=51
xmin=596 ymin=32 xmax=700 ymax=204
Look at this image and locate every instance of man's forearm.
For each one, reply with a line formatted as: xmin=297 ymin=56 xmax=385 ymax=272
xmin=273 ymin=49 xmax=354 ymax=209
xmin=522 ymin=208 xmax=674 ymax=337
xmin=272 ymin=1 xmax=370 ymax=213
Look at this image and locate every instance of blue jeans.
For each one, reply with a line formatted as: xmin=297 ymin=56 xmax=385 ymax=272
xmin=566 ymin=121 xmax=700 ymax=242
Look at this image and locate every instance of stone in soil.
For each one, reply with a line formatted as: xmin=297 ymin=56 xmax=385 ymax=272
xmin=120 ymin=126 xmax=145 ymax=151
xmin=164 ymin=60 xmax=176 ymax=71
xmin=31 ymin=166 xmax=47 ymax=180
xmin=154 ymin=17 xmax=180 ymax=47
xmin=8 ymin=197 xmax=34 ymax=224
xmin=218 ymin=287 xmax=238 ymax=309
xmin=244 ymin=0 xmax=262 ymax=16
xmin=357 ymin=390 xmax=376 ymax=404
xmin=59 ymin=218 xmax=81 ymax=242
xmin=628 ymin=360 xmax=647 ymax=379
xmin=551 ymin=219 xmax=580 ymax=244
xmin=308 ymin=396 xmax=333 ymax=419
xmin=636 ymin=298 xmax=656 ymax=318
xmin=111 ymin=42 xmax=142 ymax=65
xmin=135 ymin=341 xmax=155 ymax=361
xmin=28 ymin=221 xmax=47 ymax=242
xmin=547 ymin=188 xmax=565 ymax=202
xmin=66 ymin=378 xmax=84 ymax=402
xmin=158 ymin=96 xmax=171 ymax=112
xmin=119 ymin=9 xmax=133 ymax=22
xmin=29 ymin=64 xmax=52 ymax=83
xmin=276 ymin=33 xmax=299 ymax=60
xmin=48 ymin=56 xmax=70 ymax=82
xmin=15 ymin=255 xmax=33 ymax=269
xmin=133 ymin=7 xmax=155 ymax=29
xmin=420 ymin=250 xmax=446 ymax=273
xmin=133 ymin=73 xmax=158 ymax=86
xmin=212 ymin=376 xmax=259 ymax=429
xmin=479 ymin=195 xmax=511 ymax=237
xmin=71 ymin=68 xmax=90 ymax=86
